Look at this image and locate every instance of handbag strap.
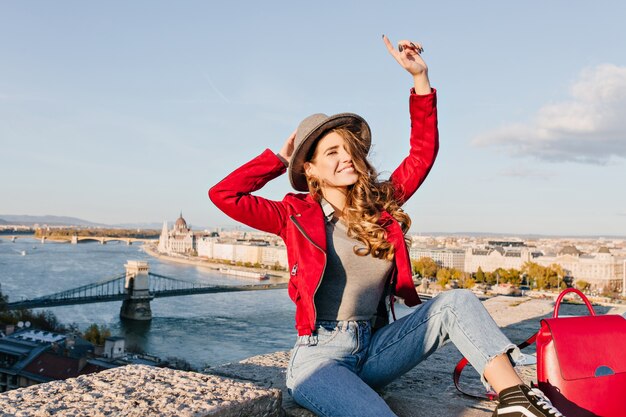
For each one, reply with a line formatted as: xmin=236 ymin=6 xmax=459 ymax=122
xmin=553 ymin=288 xmax=595 ymax=317
xmin=453 ymin=331 xmax=538 ymax=400
xmin=454 ymin=288 xmax=597 ymax=399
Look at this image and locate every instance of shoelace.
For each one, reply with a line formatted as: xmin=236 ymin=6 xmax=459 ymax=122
xmin=527 ymin=388 xmax=564 ymax=417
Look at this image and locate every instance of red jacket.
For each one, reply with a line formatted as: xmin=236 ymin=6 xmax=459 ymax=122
xmin=209 ymin=89 xmax=439 ymax=335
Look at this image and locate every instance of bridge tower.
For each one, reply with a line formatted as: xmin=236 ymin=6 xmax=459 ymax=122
xmin=120 ymin=261 xmax=153 ymax=321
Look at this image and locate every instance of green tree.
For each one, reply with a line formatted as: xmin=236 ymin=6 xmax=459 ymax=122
xmin=522 ymin=262 xmax=547 ymax=290
xmin=549 ymin=264 xmax=567 ymax=290
xmin=475 ymin=267 xmax=485 ymax=283
xmin=412 ymin=257 xmax=438 ymax=278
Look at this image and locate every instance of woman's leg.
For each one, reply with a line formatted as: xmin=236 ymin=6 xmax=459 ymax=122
xmin=289 ymin=360 xmax=397 ymax=417
xmin=286 ymin=322 xmax=397 ymax=417
xmin=358 ymin=289 xmax=520 ymax=390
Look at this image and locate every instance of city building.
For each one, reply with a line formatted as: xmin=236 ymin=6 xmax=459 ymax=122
xmin=196 ymin=237 xmax=288 ymax=269
xmin=537 ymin=246 xmax=625 ymax=292
xmin=0 ymin=328 xmax=163 ymax=392
xmin=0 ymin=329 xmax=111 ymax=392
xmin=410 ymin=246 xmax=466 ymax=271
xmin=464 ymin=247 xmax=543 ymax=273
xmin=157 ymin=213 xmax=196 ymax=256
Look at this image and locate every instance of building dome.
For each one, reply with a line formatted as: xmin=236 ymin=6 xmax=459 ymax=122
xmin=175 ymin=212 xmax=187 ymax=230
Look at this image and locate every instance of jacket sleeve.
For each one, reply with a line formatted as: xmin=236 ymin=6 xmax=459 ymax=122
xmin=209 ymin=149 xmax=289 ymax=236
xmin=391 ymin=88 xmax=439 ymax=206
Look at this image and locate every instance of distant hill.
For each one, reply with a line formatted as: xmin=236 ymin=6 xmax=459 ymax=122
xmin=0 ymin=215 xmax=107 ymax=227
xmin=0 ymin=215 xmax=205 ymax=230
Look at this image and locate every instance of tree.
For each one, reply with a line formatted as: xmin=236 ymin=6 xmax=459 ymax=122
xmin=506 ymin=268 xmax=522 ymax=286
xmin=475 ymin=267 xmax=485 ymax=283
xmin=549 ymin=264 xmax=567 ymax=290
xmin=457 ymin=272 xmax=476 ymax=289
xmin=0 ymin=287 xmax=8 ymax=312
xmin=450 ymin=268 xmax=463 ymax=280
xmin=575 ymin=280 xmax=591 ymax=292
xmin=0 ymin=288 xmax=65 ymax=333
xmin=412 ymin=257 xmax=438 ymax=278
xmin=436 ymin=268 xmax=452 ymax=289
xmin=83 ymin=324 xmax=111 ymax=346
xmin=484 ymin=271 xmax=497 ymax=286
xmin=522 ymin=262 xmax=547 ymax=290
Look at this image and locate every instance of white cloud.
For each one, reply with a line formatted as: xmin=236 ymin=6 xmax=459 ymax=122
xmin=473 ymin=64 xmax=626 ymax=164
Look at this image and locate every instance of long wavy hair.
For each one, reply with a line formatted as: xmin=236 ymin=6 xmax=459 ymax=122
xmin=306 ymin=127 xmax=412 ymax=261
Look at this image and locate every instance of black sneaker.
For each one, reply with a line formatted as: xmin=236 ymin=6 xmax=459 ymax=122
xmin=493 ymin=384 xmax=565 ymax=417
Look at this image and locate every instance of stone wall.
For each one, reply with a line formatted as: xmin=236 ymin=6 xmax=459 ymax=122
xmin=2 ymin=297 xmax=624 ymax=417
xmin=0 ymin=365 xmax=282 ymax=417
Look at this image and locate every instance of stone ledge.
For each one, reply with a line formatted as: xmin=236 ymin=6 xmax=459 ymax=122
xmin=0 ymin=365 xmax=282 ymax=417
xmin=207 ymin=297 xmax=626 ymax=417
xmin=2 ymin=297 xmax=623 ymax=417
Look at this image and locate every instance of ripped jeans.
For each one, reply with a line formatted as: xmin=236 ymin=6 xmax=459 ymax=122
xmin=286 ymin=289 xmax=520 ymax=417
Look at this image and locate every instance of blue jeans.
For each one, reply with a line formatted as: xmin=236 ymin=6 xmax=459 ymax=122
xmin=286 ymin=289 xmax=520 ymax=417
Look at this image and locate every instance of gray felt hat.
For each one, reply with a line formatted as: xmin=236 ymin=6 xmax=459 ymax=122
xmin=289 ymin=112 xmax=371 ymax=192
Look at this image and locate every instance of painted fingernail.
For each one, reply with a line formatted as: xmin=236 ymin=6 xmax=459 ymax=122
xmin=398 ymin=45 xmax=403 ymax=52
xmin=382 ymin=34 xmax=385 ymax=38
xmin=410 ymin=42 xmax=417 ymax=49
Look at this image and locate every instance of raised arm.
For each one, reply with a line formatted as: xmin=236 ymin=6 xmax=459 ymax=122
xmin=382 ymin=35 xmax=439 ymax=205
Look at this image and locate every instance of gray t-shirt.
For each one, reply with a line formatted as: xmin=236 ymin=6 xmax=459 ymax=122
xmin=314 ymin=200 xmax=393 ymax=321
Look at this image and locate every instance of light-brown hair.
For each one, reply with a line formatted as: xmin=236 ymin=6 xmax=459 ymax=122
xmin=306 ymin=127 xmax=411 ymax=260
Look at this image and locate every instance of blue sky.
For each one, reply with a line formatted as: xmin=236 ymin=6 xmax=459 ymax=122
xmin=1 ymin=1 xmax=625 ymax=236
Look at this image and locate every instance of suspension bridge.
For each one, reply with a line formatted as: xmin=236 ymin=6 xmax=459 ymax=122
xmin=6 ymin=261 xmax=287 ymax=320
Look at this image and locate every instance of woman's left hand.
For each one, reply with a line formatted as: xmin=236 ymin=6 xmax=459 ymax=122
xmin=382 ymin=35 xmax=428 ymax=77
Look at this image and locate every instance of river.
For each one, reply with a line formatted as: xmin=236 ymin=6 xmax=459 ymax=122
xmin=0 ymin=237 xmax=298 ymax=369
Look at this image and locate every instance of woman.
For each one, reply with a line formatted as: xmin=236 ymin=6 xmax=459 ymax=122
xmin=209 ymin=35 xmax=564 ymax=417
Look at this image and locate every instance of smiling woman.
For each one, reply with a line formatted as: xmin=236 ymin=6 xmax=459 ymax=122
xmin=208 ymin=35 xmax=566 ymax=417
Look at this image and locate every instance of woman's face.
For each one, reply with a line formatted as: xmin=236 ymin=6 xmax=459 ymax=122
xmin=304 ymin=131 xmax=359 ymax=189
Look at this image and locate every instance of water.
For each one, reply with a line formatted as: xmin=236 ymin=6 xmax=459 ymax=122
xmin=0 ymin=237 xmax=297 ymax=368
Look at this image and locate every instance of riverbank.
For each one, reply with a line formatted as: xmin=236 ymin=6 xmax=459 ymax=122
xmin=141 ymin=243 xmax=290 ymax=280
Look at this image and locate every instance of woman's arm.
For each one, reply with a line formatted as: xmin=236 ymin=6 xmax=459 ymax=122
xmin=382 ymin=35 xmax=439 ymax=205
xmin=209 ymin=146 xmax=292 ymax=236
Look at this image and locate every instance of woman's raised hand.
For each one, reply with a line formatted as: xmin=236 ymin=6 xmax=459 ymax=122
xmin=278 ymin=129 xmax=297 ymax=166
xmin=383 ymin=35 xmax=431 ymax=94
xmin=382 ymin=35 xmax=427 ymax=76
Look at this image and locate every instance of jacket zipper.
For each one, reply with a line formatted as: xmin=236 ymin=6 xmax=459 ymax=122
xmin=289 ymin=215 xmax=327 ymax=331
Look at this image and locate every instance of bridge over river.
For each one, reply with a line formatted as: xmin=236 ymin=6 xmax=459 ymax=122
xmin=2 ymin=234 xmax=156 ymax=245
xmin=6 ymin=261 xmax=288 ymax=320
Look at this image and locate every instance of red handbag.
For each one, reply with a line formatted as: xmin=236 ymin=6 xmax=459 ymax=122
xmin=536 ymin=288 xmax=626 ymax=417
xmin=453 ymin=288 xmax=626 ymax=417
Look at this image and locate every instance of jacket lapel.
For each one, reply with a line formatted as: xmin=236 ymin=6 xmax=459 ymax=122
xmin=290 ymin=196 xmax=327 ymax=252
